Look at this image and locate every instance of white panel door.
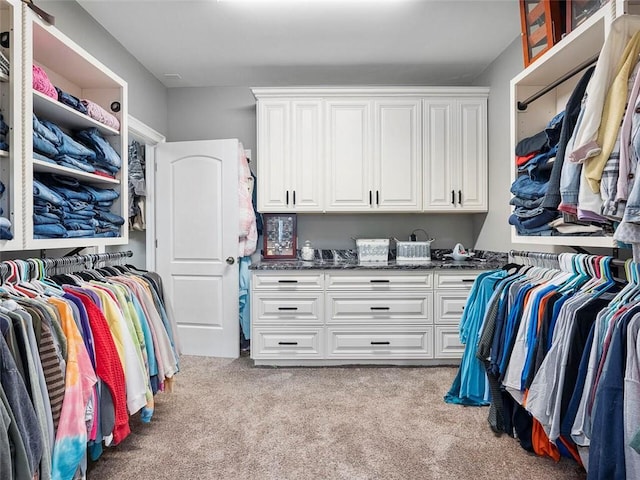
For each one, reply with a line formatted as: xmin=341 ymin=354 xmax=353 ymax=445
xmin=374 ymin=99 xmax=421 ymax=211
xmin=423 ymin=99 xmax=455 ymax=211
xmin=257 ymin=100 xmax=290 ymax=211
xmin=457 ymin=98 xmax=488 ymax=211
xmin=155 ymin=139 xmax=239 ymax=357
xmin=292 ymin=99 xmax=324 ymax=211
xmin=325 ymin=100 xmax=372 ymax=211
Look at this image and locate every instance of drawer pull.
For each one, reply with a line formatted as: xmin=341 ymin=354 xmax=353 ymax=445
xmin=462 ymin=279 xmax=475 ymax=283
xmin=370 ymin=279 xmax=390 ymax=283
xmin=278 ymin=307 xmax=298 ymax=311
xmin=370 ymin=306 xmax=390 ymax=311
xmin=278 ymin=280 xmax=299 ymax=283
xmin=278 ymin=341 xmax=298 ymax=345
xmin=371 ymin=341 xmax=391 ymax=345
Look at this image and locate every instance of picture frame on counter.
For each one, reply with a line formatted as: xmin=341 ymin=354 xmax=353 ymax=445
xmin=262 ymin=213 xmax=297 ymax=260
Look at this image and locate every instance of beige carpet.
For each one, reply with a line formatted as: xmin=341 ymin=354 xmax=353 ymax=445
xmin=88 ymin=356 xmax=587 ymax=480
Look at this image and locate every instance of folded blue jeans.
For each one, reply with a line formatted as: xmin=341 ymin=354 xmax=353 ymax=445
xmin=41 ymin=120 xmax=96 ymax=160
xmin=510 ymin=174 xmax=549 ymax=201
xmin=33 ymin=223 xmax=67 ymax=237
xmin=76 ymin=128 xmax=121 ymax=173
xmin=81 ymin=185 xmax=119 ymax=202
xmin=33 ymin=179 xmax=65 ymax=206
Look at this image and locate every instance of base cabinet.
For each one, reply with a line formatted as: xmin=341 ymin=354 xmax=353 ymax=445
xmin=251 ymin=269 xmax=482 ymax=366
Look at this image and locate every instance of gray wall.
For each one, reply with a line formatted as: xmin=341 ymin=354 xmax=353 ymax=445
xmin=472 ymin=37 xmax=522 ymax=253
xmin=42 ymin=1 xmax=168 ymax=135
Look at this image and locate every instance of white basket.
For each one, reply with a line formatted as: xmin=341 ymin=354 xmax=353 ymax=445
xmin=395 ymin=240 xmax=432 ymax=262
xmin=356 ymin=238 xmax=389 ymax=263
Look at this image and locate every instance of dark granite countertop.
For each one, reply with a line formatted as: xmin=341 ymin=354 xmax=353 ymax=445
xmin=250 ymin=249 xmax=508 ymax=271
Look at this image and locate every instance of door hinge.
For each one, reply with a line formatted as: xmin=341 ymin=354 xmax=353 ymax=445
xmin=155 ymin=239 xmax=158 ymax=248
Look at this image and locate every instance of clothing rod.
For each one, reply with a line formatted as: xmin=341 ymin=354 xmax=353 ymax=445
xmin=509 ymin=249 xmax=626 ymax=267
xmin=516 ymin=54 xmax=599 ymax=111
xmin=0 ymin=250 xmax=133 ymax=282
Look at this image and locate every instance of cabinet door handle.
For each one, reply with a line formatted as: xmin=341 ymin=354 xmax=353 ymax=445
xmin=371 ymin=341 xmax=390 ymax=345
xmin=462 ymin=279 xmax=475 ymax=283
xmin=451 ymin=190 xmax=455 ymax=205
xmin=278 ymin=307 xmax=298 ymax=311
xmin=376 ymin=190 xmax=379 ymax=205
xmin=370 ymin=306 xmax=390 ymax=311
xmin=278 ymin=341 xmax=298 ymax=345
xmin=369 ymin=190 xmax=372 ymax=206
xmin=293 ymin=190 xmax=296 ymax=205
xmin=278 ymin=280 xmax=298 ymax=283
xmin=458 ymin=190 xmax=462 ymax=205
xmin=370 ymin=279 xmax=390 ymax=283
xmin=286 ymin=190 xmax=289 ymax=205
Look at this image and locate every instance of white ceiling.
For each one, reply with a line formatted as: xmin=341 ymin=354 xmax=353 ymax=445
xmin=77 ymin=0 xmax=521 ymax=88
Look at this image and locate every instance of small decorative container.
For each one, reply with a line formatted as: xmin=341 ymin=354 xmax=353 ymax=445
xmin=301 ymin=240 xmax=315 ymax=261
xmin=356 ymin=238 xmax=389 ymax=263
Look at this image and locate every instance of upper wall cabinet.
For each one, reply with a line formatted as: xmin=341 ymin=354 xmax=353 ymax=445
xmin=0 ymin=0 xmax=23 ymax=251
xmin=257 ymin=98 xmax=323 ymax=212
xmin=423 ymin=97 xmax=488 ymax=212
xmin=325 ymin=97 xmax=422 ymax=212
xmin=252 ymin=87 xmax=488 ymax=215
xmin=22 ymin=6 xmax=128 ymax=250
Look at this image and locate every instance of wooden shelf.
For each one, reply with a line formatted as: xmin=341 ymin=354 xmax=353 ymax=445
xmin=33 ymin=90 xmax=119 ymax=136
xmin=33 ymin=159 xmax=120 ymax=185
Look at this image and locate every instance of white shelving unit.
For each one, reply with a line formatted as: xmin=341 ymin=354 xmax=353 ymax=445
xmin=21 ymin=4 xmax=128 ymax=250
xmin=509 ymin=1 xmax=640 ymax=249
xmin=0 ymin=0 xmax=23 ymax=251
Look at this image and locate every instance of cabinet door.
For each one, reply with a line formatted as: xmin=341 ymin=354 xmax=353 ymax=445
xmin=423 ymin=98 xmax=456 ymax=210
xmin=325 ymin=100 xmax=372 ymax=211
xmin=257 ymin=100 xmax=290 ymax=211
xmin=291 ymin=100 xmax=323 ymax=211
xmin=457 ymin=98 xmax=487 ymax=211
xmin=374 ymin=99 xmax=421 ymax=211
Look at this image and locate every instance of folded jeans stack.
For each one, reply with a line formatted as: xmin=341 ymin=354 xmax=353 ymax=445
xmin=0 ymin=180 xmax=12 ymax=240
xmin=33 ymin=173 xmax=124 ymax=239
xmin=509 ymin=112 xmax=564 ymax=235
xmin=0 ymin=112 xmax=8 ymax=152
xmin=55 ymin=87 xmax=88 ymax=116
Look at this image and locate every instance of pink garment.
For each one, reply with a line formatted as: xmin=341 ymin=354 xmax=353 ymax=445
xmin=238 ymin=143 xmax=257 ymax=257
xmin=32 ymin=64 xmax=57 ymax=100
xmin=81 ymin=99 xmax=121 ymax=131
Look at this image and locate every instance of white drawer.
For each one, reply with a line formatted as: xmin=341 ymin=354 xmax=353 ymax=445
xmin=326 ymin=272 xmax=432 ymax=290
xmin=327 ymin=326 xmax=433 ymax=359
xmin=252 ymin=272 xmax=324 ymax=290
xmin=435 ymin=291 xmax=469 ymax=325
xmin=326 ymin=292 xmax=432 ymax=324
xmin=252 ymin=327 xmax=324 ymax=359
xmin=253 ymin=293 xmax=323 ymax=324
xmin=434 ymin=326 xmax=464 ymax=359
xmin=435 ymin=271 xmax=481 ymax=289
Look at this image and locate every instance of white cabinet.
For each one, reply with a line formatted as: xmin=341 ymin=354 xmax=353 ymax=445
xmin=433 ymin=271 xmax=479 ymax=359
xmin=20 ymin=6 xmax=128 ymax=250
xmin=251 ymin=268 xmax=483 ymax=366
xmin=256 ymin=98 xmax=323 ymax=212
xmin=325 ymin=98 xmax=422 ymax=212
xmin=251 ymin=272 xmax=325 ymax=360
xmin=252 ymin=87 xmax=486 ymax=215
xmin=423 ymin=97 xmax=487 ymax=212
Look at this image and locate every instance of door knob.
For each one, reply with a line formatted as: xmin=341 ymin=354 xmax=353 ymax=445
xmin=226 ymin=256 xmax=235 ymax=265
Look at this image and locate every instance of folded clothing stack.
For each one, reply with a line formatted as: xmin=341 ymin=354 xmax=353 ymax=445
xmin=0 ymin=180 xmax=12 ymax=240
xmin=33 ymin=173 xmax=124 ymax=239
xmin=32 ymin=65 xmax=57 ymax=100
xmin=32 ymin=114 xmax=122 ymax=176
xmin=0 ymin=111 xmax=8 ymax=152
xmin=0 ymin=50 xmax=8 ymax=76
